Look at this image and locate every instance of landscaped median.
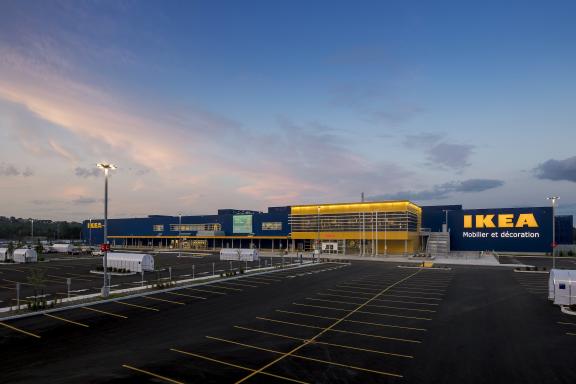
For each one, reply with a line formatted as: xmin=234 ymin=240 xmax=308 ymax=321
xmin=0 ymin=260 xmax=318 ymax=321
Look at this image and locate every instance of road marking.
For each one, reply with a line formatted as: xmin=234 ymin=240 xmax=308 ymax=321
xmin=122 ymin=364 xmax=184 ymax=384
xmin=276 ymin=309 xmax=427 ymax=331
xmin=184 ymin=287 xmax=227 ymax=295
xmin=292 ymin=302 xmax=433 ymax=321
xmin=143 ymin=296 xmax=186 ymax=305
xmin=341 ymin=283 xmax=446 ymax=293
xmin=115 ymin=301 xmax=160 ymax=312
xmin=237 ymin=278 xmax=270 ymax=285
xmin=257 ymin=316 xmax=421 ymax=343
xmin=558 ymin=321 xmax=576 ymax=326
xmin=165 ymin=291 xmax=207 ymax=300
xmin=317 ymin=292 xmax=439 ymax=306
xmin=209 ymin=336 xmax=403 ymax=379
xmin=44 ymin=313 xmax=90 ymax=328
xmin=82 ymin=306 xmax=128 ymax=319
xmin=234 ymin=325 xmax=413 ymax=358
xmin=210 ymin=284 xmax=243 ymax=291
xmin=305 ymin=297 xmax=436 ymax=313
xmin=352 ymin=280 xmax=449 ymax=289
xmin=47 ymin=274 xmax=92 ymax=282
xmin=218 ymin=281 xmax=259 ymax=288
xmin=567 ymin=332 xmax=576 ymax=336
xmin=242 ymin=276 xmax=282 ymax=282
xmin=0 ymin=284 xmax=16 ymax=290
xmin=0 ymin=321 xmax=42 ymax=338
xmin=171 ymin=348 xmax=309 ymax=384
xmin=328 ymin=288 xmax=443 ymax=301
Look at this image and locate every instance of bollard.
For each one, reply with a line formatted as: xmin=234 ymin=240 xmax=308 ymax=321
xmin=212 ymin=262 xmax=215 ymax=276
xmin=193 ymin=264 xmax=195 ymax=279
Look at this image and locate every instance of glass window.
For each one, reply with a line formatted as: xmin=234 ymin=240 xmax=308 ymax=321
xmin=262 ymin=222 xmax=282 ymax=231
xmin=153 ymin=224 xmax=164 ymax=232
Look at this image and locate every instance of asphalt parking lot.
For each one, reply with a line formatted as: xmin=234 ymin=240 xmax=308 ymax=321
xmin=0 ymin=251 xmax=291 ymax=309
xmin=0 ymin=261 xmax=575 ymax=383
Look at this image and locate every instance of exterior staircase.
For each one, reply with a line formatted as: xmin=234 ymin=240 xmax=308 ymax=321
xmin=426 ymin=232 xmax=450 ymax=257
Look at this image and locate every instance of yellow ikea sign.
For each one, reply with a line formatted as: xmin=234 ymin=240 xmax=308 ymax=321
xmin=464 ymin=214 xmax=538 ymax=229
xmin=87 ymin=222 xmax=103 ymax=229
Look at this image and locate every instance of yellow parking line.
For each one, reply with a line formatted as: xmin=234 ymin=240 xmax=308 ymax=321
xmin=257 ymin=316 xmax=421 ymax=343
xmin=122 ymin=364 xmax=184 ymax=384
xmin=275 ymin=309 xmax=427 ymax=331
xmin=115 ymin=301 xmax=160 ymax=312
xmin=292 ymin=302 xmax=433 ymax=321
xmin=317 ymin=292 xmax=439 ymax=306
xmin=143 ymin=296 xmax=186 ymax=305
xmin=0 ymin=321 xmax=41 ymax=338
xmin=235 ymin=270 xmax=421 ymax=384
xmin=327 ymin=288 xmax=443 ymax=300
xmin=165 ymin=291 xmax=207 ymax=300
xmin=44 ymin=313 xmax=90 ymax=328
xmin=210 ymin=284 xmax=243 ymax=291
xmin=184 ymin=287 xmax=227 ymax=295
xmin=82 ymin=306 xmax=128 ymax=319
xmin=208 ymin=336 xmax=403 ymax=379
xmin=171 ymin=348 xmax=309 ymax=384
xmin=305 ymin=297 xmax=436 ymax=313
xmin=234 ymin=325 xmax=413 ymax=359
xmin=218 ymin=281 xmax=258 ymax=288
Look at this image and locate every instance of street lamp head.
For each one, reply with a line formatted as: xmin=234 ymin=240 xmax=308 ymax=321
xmin=97 ymin=163 xmax=117 ymax=170
xmin=547 ymin=196 xmax=560 ymax=201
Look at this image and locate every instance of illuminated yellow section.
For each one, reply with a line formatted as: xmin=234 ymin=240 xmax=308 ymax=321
xmin=291 ymin=231 xmax=415 ymax=240
xmin=291 ymin=201 xmax=421 ymax=215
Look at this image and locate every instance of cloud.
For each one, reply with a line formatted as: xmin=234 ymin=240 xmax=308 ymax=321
xmin=71 ymin=196 xmax=99 ymax=205
xmin=403 ymin=132 xmax=474 ymax=171
xmin=534 ymin=156 xmax=576 ymax=182
xmin=371 ymin=178 xmax=505 ymax=201
xmin=0 ymin=162 xmax=33 ymax=177
xmin=74 ymin=167 xmax=100 ymax=178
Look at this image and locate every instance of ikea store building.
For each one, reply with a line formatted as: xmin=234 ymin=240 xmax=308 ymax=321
xmin=83 ymin=201 xmax=573 ymax=255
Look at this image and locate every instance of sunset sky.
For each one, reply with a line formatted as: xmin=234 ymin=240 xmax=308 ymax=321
xmin=1 ymin=0 xmax=575 ymax=221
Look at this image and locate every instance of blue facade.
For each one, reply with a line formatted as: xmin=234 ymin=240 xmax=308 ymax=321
xmin=556 ymin=215 xmax=574 ymax=244
xmin=83 ymin=204 xmax=572 ymax=253
xmin=448 ymin=207 xmax=553 ymax=252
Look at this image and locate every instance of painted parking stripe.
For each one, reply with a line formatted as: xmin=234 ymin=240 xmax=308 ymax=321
xmin=257 ymin=316 xmax=421 ymax=343
xmin=143 ymin=296 xmax=186 ymax=306
xmin=343 ymin=283 xmax=446 ymax=292
xmin=170 ymin=348 xmax=309 ymax=384
xmin=44 ymin=313 xmax=90 ymax=328
xmin=328 ymin=288 xmax=443 ymax=301
xmin=234 ymin=325 xmax=413 ymax=359
xmin=217 ymin=281 xmax=259 ymax=288
xmin=184 ymin=287 xmax=227 ymax=295
xmin=122 ymin=364 xmax=184 ymax=384
xmin=165 ymin=291 xmax=207 ymax=300
xmin=305 ymin=297 xmax=436 ymax=313
xmin=292 ymin=302 xmax=433 ymax=321
xmin=558 ymin=321 xmax=576 ymax=326
xmin=210 ymin=284 xmax=243 ymax=291
xmin=82 ymin=306 xmax=128 ymax=319
xmin=275 ymin=309 xmax=427 ymax=331
xmin=317 ymin=292 xmax=439 ymax=306
xmin=207 ymin=336 xmax=404 ymax=379
xmin=115 ymin=301 xmax=160 ymax=312
xmin=0 ymin=321 xmax=41 ymax=338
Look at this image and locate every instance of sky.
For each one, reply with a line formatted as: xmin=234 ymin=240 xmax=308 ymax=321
xmin=0 ymin=0 xmax=575 ymax=221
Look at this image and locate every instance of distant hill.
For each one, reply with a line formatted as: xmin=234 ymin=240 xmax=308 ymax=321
xmin=0 ymin=217 xmax=82 ymax=240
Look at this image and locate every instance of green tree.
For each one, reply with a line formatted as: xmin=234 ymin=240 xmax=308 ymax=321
xmin=27 ymin=268 xmax=48 ymax=310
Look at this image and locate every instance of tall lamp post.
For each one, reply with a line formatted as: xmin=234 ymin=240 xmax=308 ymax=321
xmin=97 ymin=162 xmax=116 ymax=298
xmin=547 ymin=196 xmax=559 ymax=269
xmin=30 ymin=219 xmax=34 ymax=246
xmin=178 ymin=213 xmax=182 ymax=258
xmin=317 ymin=206 xmax=320 ymax=254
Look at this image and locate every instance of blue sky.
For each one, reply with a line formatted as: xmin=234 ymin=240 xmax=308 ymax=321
xmin=0 ymin=0 xmax=575 ymax=220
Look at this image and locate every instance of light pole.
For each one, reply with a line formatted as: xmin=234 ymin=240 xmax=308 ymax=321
xmin=30 ymin=219 xmax=34 ymax=246
xmin=317 ymin=206 xmax=320 ymax=254
xmin=547 ymin=196 xmax=559 ymax=269
xmin=89 ymin=218 xmax=92 ymax=246
xmin=178 ymin=213 xmax=182 ymax=258
xmin=97 ymin=162 xmax=116 ymax=298
xmin=442 ymin=209 xmax=451 ymax=232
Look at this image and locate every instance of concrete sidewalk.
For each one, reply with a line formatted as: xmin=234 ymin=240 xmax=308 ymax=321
xmin=266 ymin=252 xmax=529 ymax=267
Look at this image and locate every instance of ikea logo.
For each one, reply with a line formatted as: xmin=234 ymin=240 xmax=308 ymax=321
xmin=87 ymin=222 xmax=103 ymax=229
xmin=464 ymin=214 xmax=538 ymax=229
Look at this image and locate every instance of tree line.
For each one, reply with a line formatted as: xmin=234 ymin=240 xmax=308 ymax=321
xmin=0 ymin=216 xmax=82 ymax=240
